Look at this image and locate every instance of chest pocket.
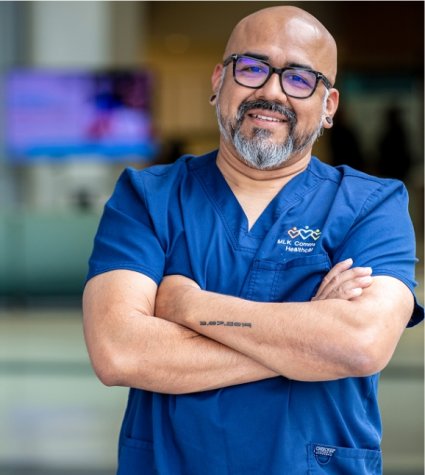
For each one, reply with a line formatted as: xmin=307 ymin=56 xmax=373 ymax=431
xmin=243 ymin=253 xmax=331 ymax=302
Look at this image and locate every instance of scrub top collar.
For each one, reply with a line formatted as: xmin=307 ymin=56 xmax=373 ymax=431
xmin=189 ymin=150 xmax=322 ymax=249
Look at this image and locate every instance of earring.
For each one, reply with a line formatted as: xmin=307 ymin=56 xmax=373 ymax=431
xmin=325 ymin=116 xmax=333 ymax=125
xmin=209 ymin=94 xmax=217 ymax=104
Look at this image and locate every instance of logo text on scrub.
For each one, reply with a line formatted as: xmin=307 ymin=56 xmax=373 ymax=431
xmin=277 ymin=226 xmax=321 ymax=254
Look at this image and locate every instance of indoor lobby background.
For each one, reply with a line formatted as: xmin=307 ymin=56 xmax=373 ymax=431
xmin=0 ymin=2 xmax=423 ymax=475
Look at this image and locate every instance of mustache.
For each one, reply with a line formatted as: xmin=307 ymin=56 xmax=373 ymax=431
xmin=236 ymin=100 xmax=297 ymax=127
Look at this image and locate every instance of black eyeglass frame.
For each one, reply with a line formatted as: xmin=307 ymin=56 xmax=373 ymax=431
xmin=223 ymin=54 xmax=333 ymax=99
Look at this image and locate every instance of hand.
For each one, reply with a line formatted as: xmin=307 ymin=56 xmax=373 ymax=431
xmin=312 ymin=258 xmax=373 ymax=301
xmin=155 ymin=275 xmax=200 ymax=324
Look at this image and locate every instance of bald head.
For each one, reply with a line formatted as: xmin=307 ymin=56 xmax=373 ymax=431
xmin=224 ymin=6 xmax=337 ymax=83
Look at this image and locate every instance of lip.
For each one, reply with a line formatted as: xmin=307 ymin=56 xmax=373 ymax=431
xmin=246 ymin=109 xmax=288 ymax=126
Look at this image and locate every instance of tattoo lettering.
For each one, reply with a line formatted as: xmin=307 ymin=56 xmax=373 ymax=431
xmin=200 ymin=321 xmax=252 ymax=328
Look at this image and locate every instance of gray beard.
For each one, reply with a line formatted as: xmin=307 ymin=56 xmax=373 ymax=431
xmin=233 ymin=127 xmax=295 ymax=170
xmin=217 ymin=99 xmax=324 ymax=170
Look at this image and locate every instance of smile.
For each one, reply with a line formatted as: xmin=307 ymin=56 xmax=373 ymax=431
xmin=249 ymin=113 xmax=285 ymax=123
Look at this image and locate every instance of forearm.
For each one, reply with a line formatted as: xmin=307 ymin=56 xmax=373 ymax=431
xmin=163 ymin=277 xmax=412 ymax=381
xmin=108 ymin=317 xmax=277 ymax=394
xmin=83 ymin=272 xmax=277 ymax=395
xmin=174 ymin=291 xmax=354 ymax=381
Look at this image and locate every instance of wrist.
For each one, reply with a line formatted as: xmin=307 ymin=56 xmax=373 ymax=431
xmin=175 ymin=284 xmax=199 ymax=325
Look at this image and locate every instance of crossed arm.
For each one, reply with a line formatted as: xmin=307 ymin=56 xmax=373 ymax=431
xmin=83 ymin=260 xmax=413 ymax=394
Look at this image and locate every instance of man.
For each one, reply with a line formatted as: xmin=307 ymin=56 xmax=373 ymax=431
xmin=83 ymin=5 xmax=423 ymax=475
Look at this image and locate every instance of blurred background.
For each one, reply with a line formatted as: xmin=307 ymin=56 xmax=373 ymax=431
xmin=0 ymin=1 xmax=423 ymax=474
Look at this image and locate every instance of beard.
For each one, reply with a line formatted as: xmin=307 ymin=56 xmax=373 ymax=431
xmin=216 ymin=98 xmax=324 ymax=170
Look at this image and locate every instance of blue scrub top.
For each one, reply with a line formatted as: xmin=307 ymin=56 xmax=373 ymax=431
xmin=88 ymin=151 xmax=423 ymax=475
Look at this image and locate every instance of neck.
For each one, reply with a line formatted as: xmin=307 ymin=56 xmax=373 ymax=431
xmin=216 ymin=141 xmax=312 ymax=192
xmin=216 ymin=142 xmax=312 ymax=230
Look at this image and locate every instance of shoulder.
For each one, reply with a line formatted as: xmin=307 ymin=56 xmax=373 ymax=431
xmin=121 ymin=154 xmax=191 ymax=189
xmin=120 ymin=150 xmax=217 ymax=193
xmin=108 ymin=150 xmax=218 ymax=218
xmin=309 ymin=156 xmax=399 ymax=187
xmin=309 ymin=157 xmax=408 ymax=207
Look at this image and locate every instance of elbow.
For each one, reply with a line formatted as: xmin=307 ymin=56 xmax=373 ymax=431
xmin=93 ymin=360 xmax=121 ymax=388
xmin=348 ymin=332 xmax=393 ymax=377
xmin=87 ymin=344 xmax=125 ymax=387
xmin=84 ymin=323 xmax=130 ymax=388
xmin=349 ymin=352 xmax=381 ymax=377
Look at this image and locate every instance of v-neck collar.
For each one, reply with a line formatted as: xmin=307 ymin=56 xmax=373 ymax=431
xmin=190 ymin=150 xmax=321 ymax=251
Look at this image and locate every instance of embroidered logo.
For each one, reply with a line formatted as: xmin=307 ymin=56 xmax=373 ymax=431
xmin=314 ymin=445 xmax=336 ymax=465
xmin=314 ymin=446 xmax=336 ymax=457
xmin=277 ymin=226 xmax=322 ymax=254
xmin=287 ymin=226 xmax=321 ymax=241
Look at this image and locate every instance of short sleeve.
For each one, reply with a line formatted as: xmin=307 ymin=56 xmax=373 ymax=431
xmin=86 ymin=168 xmax=165 ymax=285
xmin=333 ymin=179 xmax=423 ymax=327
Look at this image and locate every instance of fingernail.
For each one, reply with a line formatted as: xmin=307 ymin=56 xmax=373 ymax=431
xmin=357 ymin=267 xmax=372 ymax=274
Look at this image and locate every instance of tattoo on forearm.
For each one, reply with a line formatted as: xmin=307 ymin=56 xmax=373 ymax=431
xmin=200 ymin=321 xmax=252 ymax=328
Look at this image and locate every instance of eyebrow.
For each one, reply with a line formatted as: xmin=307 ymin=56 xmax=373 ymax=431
xmin=287 ymin=62 xmax=314 ymax=70
xmin=242 ymin=52 xmax=314 ymax=71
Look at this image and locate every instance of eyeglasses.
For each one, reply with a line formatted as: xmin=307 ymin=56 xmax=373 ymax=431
xmin=223 ymin=54 xmax=333 ymax=99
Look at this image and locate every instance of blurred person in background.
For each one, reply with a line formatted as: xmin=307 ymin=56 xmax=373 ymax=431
xmin=329 ymin=106 xmax=366 ymax=172
xmin=376 ymin=105 xmax=412 ymax=181
xmin=83 ymin=5 xmax=423 ymax=475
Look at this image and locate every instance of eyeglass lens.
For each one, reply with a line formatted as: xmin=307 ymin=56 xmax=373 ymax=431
xmin=234 ymin=56 xmax=317 ymax=98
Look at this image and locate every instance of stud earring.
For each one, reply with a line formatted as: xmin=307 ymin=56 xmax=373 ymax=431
xmin=209 ymin=94 xmax=217 ymax=104
xmin=325 ymin=116 xmax=333 ymax=125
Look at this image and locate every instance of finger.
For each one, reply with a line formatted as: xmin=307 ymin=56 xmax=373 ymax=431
xmin=340 ymin=287 xmax=363 ymax=300
xmin=314 ymin=269 xmax=372 ymax=300
xmin=313 ymin=285 xmax=362 ymax=302
xmin=328 ymin=267 xmax=373 ymax=288
xmin=347 ymin=266 xmax=373 ymax=277
xmin=314 ymin=275 xmax=373 ymax=301
xmin=354 ymin=274 xmax=374 ymax=287
xmin=331 ymin=286 xmax=364 ymax=300
xmin=314 ymin=265 xmax=369 ymax=300
xmin=314 ymin=258 xmax=353 ymax=297
xmin=335 ymin=275 xmax=373 ymax=294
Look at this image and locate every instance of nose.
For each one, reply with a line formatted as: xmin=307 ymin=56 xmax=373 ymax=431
xmin=254 ymin=71 xmax=288 ymax=103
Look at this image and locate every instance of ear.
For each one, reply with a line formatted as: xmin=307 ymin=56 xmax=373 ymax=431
xmin=323 ymin=88 xmax=339 ymax=129
xmin=211 ymin=63 xmax=224 ymax=96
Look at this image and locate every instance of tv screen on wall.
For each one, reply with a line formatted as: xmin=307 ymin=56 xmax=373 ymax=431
xmin=5 ymin=69 xmax=158 ymax=162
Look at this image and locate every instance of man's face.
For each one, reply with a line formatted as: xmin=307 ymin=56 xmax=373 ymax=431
xmin=215 ymin=82 xmax=328 ymax=170
xmin=212 ymin=16 xmax=338 ymax=170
